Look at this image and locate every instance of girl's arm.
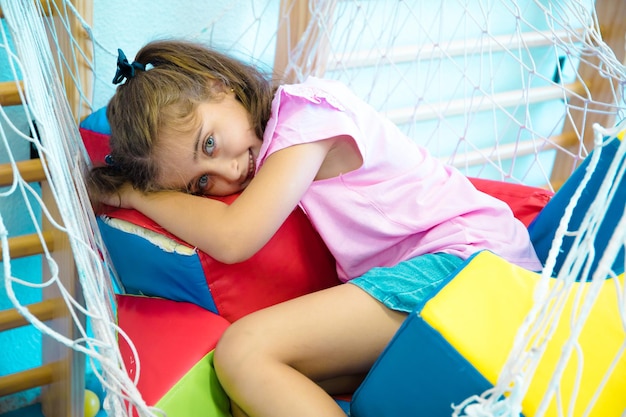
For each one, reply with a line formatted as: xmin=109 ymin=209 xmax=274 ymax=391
xmin=114 ymin=138 xmax=334 ymax=264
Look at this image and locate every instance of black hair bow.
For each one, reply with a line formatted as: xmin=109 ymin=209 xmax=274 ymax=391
xmin=112 ymin=48 xmax=146 ymax=84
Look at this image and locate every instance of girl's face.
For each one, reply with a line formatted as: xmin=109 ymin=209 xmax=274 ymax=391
xmin=156 ymin=91 xmax=262 ymax=196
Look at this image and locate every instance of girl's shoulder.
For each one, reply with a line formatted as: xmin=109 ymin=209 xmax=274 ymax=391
xmin=276 ymin=77 xmax=348 ymax=112
xmin=261 ymin=78 xmax=363 ymax=161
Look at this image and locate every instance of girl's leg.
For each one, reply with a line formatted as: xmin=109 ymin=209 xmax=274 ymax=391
xmin=213 ymin=283 xmax=406 ymax=417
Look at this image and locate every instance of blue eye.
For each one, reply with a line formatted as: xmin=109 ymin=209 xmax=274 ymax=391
xmin=198 ymin=174 xmax=210 ymax=191
xmin=204 ymin=135 xmax=216 ymax=156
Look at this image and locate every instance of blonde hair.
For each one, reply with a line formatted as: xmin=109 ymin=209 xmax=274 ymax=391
xmin=87 ymin=39 xmax=277 ymax=203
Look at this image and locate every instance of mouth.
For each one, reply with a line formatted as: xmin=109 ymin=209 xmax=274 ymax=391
xmin=243 ymin=149 xmax=255 ymax=184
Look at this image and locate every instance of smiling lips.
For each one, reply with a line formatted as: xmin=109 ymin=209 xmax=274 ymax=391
xmin=243 ymin=149 xmax=255 ymax=184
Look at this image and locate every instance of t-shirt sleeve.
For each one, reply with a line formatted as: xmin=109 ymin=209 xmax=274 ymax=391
xmin=258 ymin=81 xmax=364 ymax=168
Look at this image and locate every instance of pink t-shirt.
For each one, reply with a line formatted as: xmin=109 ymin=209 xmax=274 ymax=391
xmin=257 ymin=77 xmax=542 ymax=282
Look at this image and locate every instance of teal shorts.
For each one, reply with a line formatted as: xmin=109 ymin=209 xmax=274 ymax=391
xmin=349 ymin=253 xmax=464 ymax=313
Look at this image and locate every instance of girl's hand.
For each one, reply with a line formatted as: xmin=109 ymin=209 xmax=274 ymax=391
xmin=100 ymin=182 xmax=139 ymax=209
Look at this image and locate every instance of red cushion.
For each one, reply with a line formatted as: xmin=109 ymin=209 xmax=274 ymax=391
xmin=200 ymin=196 xmax=340 ymax=321
xmin=116 ymin=294 xmax=230 ymax=406
xmin=105 ymin=193 xmax=340 ymax=322
xmin=81 ymin=127 xmax=111 ymax=167
xmin=468 ymin=177 xmax=553 ymax=227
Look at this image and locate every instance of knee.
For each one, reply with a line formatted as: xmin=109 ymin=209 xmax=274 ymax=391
xmin=214 ymin=318 xmax=264 ymax=384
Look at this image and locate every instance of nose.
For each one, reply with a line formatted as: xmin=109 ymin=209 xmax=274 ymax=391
xmin=216 ymin=157 xmax=240 ymax=182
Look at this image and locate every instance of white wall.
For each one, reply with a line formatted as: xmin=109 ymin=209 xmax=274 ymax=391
xmin=91 ymin=0 xmax=279 ymax=110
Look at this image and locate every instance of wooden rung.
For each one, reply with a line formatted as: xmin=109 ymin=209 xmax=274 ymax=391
xmin=0 ymin=230 xmax=54 ymax=262
xmin=0 ymin=159 xmax=46 ymax=187
xmin=0 ymin=362 xmax=59 ymax=397
xmin=0 ymin=298 xmax=65 ymax=332
xmin=0 ymin=81 xmax=23 ymax=106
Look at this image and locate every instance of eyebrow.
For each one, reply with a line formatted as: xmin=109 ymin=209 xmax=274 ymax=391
xmin=185 ymin=127 xmax=203 ymax=193
xmin=192 ymin=126 xmax=203 ymax=162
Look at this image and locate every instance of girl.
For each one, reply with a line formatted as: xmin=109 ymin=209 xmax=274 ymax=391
xmin=89 ymin=40 xmax=541 ymax=417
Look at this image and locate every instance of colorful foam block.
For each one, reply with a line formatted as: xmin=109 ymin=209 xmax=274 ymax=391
xmin=529 ymin=135 xmax=625 ymax=279
xmin=116 ymin=294 xmax=231 ymax=416
xmin=351 ymin=251 xmax=626 ymax=416
xmin=102 ymin=194 xmax=340 ymax=322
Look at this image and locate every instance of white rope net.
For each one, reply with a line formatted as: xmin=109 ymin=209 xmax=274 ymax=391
xmin=0 ymin=0 xmax=624 ymax=416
